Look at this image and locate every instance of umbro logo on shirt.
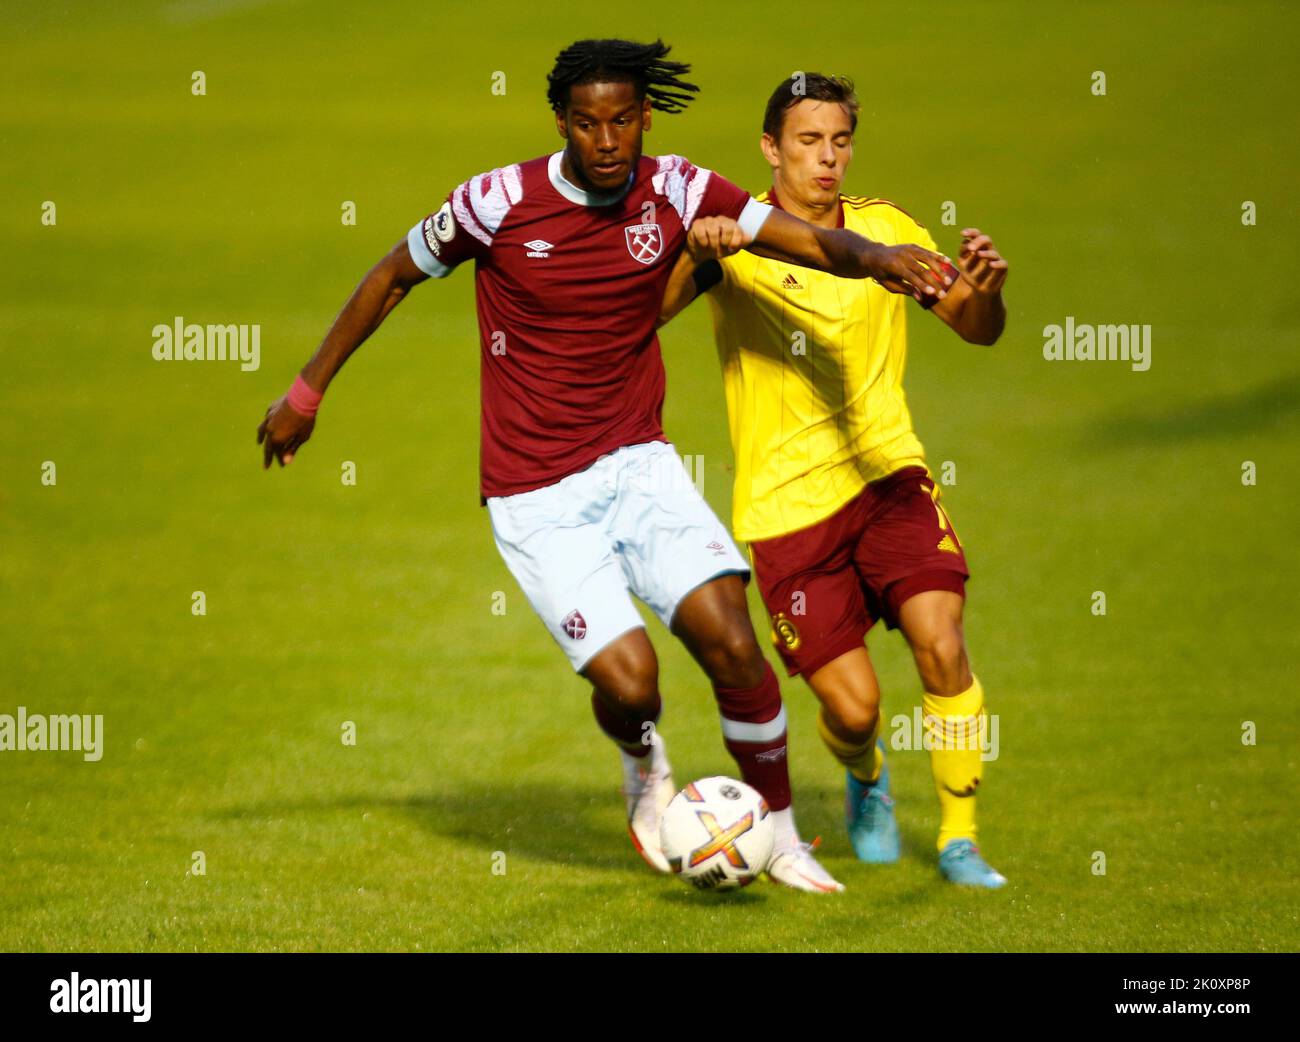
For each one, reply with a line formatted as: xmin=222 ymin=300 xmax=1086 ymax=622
xmin=524 ymin=239 xmax=554 ymax=258
xmin=781 ymin=273 xmax=804 ymax=291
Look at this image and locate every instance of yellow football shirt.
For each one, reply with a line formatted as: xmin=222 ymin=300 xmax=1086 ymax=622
xmin=706 ymin=190 xmax=937 ymax=542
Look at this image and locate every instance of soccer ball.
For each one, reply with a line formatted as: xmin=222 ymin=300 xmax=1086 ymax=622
xmin=660 ymin=776 xmax=774 ymax=890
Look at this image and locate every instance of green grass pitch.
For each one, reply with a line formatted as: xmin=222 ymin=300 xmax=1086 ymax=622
xmin=2 ymin=0 xmax=1297 ymax=952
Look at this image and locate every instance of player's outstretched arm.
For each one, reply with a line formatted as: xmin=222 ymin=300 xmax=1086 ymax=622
xmin=257 ymin=237 xmax=429 ymax=469
xmin=750 ymin=208 xmax=953 ymax=300
xmin=928 ymin=228 xmax=1008 ymax=346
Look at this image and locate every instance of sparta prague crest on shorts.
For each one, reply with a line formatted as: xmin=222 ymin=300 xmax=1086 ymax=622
xmin=624 ymin=223 xmax=662 ymax=264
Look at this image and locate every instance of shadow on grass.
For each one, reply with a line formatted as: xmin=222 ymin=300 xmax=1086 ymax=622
xmin=214 ymin=783 xmax=629 ymax=870
xmin=1088 ymin=372 xmax=1300 ymax=446
xmin=215 ymin=781 xmax=885 ymax=898
xmin=399 ymin=783 xmax=642 ymax=871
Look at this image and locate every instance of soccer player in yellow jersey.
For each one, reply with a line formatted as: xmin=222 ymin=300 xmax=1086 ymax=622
xmin=659 ymin=73 xmax=1010 ymax=886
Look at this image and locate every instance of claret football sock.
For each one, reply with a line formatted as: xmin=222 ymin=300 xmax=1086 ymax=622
xmin=816 ymin=705 xmax=883 ymax=785
xmin=922 ymin=676 xmax=986 ymax=852
xmin=714 ymin=661 xmax=792 ymax=812
xmin=591 ymin=689 xmax=661 ymax=759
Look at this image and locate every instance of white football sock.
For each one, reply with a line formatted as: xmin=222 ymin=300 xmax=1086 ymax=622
xmin=649 ymin=731 xmax=669 ymax=772
xmin=619 ymin=747 xmax=649 ymax=781
xmin=772 ymin=806 xmax=798 ymax=849
xmin=619 ymin=731 xmax=667 ymax=781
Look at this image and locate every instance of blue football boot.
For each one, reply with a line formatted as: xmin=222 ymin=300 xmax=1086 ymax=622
xmin=845 ymin=744 xmax=900 ymax=863
xmin=938 ymin=838 xmax=1007 ymax=888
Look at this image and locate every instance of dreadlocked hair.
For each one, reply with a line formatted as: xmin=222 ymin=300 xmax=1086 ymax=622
xmin=546 ymin=38 xmax=699 ymax=114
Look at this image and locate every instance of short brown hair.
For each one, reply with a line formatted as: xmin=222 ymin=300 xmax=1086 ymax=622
xmin=762 ymin=72 xmax=859 ymax=139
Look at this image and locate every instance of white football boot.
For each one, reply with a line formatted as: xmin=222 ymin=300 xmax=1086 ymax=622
xmin=767 ymin=836 xmax=846 ymax=893
xmin=621 ymin=732 xmax=676 ymax=873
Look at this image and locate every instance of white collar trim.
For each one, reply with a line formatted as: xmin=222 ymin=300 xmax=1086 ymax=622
xmin=547 ymin=151 xmax=633 ymax=207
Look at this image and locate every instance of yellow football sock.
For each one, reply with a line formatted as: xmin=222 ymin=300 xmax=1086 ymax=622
xmin=922 ymin=676 xmax=986 ymax=852
xmin=817 ymin=706 xmax=883 ymax=785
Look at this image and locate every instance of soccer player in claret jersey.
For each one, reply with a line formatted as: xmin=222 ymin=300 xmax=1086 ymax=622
xmin=659 ymin=74 xmax=1010 ymax=887
xmin=256 ymin=40 xmax=953 ymax=893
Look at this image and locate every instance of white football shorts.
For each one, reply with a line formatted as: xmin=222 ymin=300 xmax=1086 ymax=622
xmin=486 ymin=440 xmax=750 ymax=672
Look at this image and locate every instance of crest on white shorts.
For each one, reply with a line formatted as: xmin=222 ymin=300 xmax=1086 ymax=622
xmin=561 ymin=610 xmax=587 ymax=640
xmin=624 ymin=223 xmax=662 ymax=264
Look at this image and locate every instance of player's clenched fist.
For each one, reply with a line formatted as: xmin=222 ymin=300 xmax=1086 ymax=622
xmin=956 ymin=228 xmax=1008 ymax=295
xmin=687 ymin=216 xmax=751 ymax=263
xmin=257 ymin=396 xmax=315 ymax=469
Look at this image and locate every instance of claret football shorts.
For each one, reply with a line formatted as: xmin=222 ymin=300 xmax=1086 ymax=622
xmin=748 ymin=466 xmax=970 ymax=679
xmin=487 ymin=441 xmax=750 ymax=672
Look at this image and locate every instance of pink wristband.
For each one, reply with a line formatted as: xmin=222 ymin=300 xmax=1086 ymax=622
xmin=286 ymin=374 xmax=323 ymax=417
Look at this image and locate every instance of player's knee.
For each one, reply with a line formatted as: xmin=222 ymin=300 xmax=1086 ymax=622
xmin=601 ymin=672 xmax=659 ymax=719
xmin=701 ymin=628 xmax=766 ymax=689
xmin=618 ymin=655 xmax=660 ymax=714
xmin=587 ymin=636 xmax=661 ymax=716
xmin=912 ymin=625 xmax=968 ymax=694
xmin=826 ymin=699 xmax=879 ymax=744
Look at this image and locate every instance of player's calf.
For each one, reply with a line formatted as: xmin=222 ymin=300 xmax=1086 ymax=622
xmin=808 ymin=646 xmax=883 ymax=765
xmin=671 ymin=576 xmax=809 ymax=853
xmin=898 ymin=590 xmax=971 ymax=696
xmin=806 ymin=649 xmax=898 ymax=862
xmin=583 ymin=631 xmax=675 ymax=872
xmin=897 ymin=591 xmax=1003 ymax=880
xmin=671 ymin=577 xmax=792 ymax=810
